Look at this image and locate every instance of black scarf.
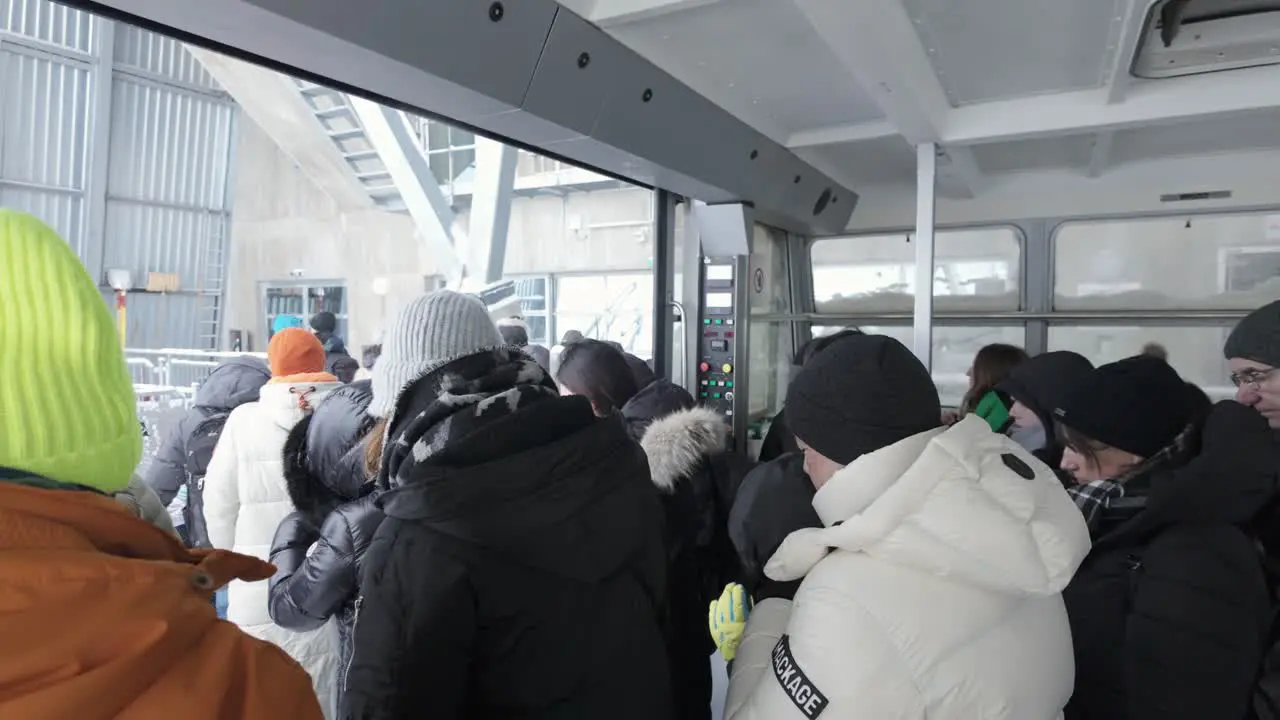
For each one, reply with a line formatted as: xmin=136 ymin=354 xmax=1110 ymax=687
xmin=380 ymin=349 xmax=559 ymax=489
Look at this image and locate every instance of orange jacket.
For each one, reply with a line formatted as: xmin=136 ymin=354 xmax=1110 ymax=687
xmin=0 ymin=482 xmax=324 ymax=720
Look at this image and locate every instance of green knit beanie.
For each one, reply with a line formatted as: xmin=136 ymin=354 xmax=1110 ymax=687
xmin=0 ymin=210 xmax=141 ymax=493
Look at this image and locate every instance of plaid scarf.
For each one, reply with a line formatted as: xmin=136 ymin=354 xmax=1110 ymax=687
xmin=379 ymin=349 xmax=558 ymax=489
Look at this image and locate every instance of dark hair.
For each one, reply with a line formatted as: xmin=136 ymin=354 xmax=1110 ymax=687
xmin=560 ymin=329 xmax=585 ymax=345
xmin=498 ymin=321 xmax=529 ymax=347
xmin=555 ymin=339 xmax=639 ymax=414
xmin=1141 ymin=342 xmax=1169 ymax=362
xmin=961 ymin=343 xmax=1029 ymax=415
xmin=794 ymin=328 xmax=865 ymax=367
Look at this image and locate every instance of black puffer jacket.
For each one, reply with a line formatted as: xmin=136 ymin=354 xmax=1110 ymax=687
xmin=342 ymin=380 xmax=671 ymax=719
xmin=622 ymin=380 xmax=750 ymax=720
xmin=1064 ymin=401 xmax=1280 ymax=720
xmin=143 ymin=356 xmax=270 ymax=546
xmin=998 ymin=350 xmax=1094 ymax=469
xmin=727 ymin=452 xmax=821 ymax=601
xmin=268 ymin=380 xmax=383 ymax=698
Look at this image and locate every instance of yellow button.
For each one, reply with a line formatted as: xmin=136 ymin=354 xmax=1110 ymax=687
xmin=721 ymin=363 xmax=733 ymax=373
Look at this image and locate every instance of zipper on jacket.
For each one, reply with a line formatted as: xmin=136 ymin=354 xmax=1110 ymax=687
xmin=343 ymin=596 xmax=364 ymax=692
xmin=1124 ymin=553 xmax=1144 ymax=614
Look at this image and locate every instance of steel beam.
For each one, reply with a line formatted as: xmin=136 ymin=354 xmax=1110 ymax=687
xmin=465 ymin=137 xmax=517 ymax=286
xmin=349 ymin=97 xmax=463 ymax=285
xmin=913 ymin=143 xmax=937 ymax=370
xmin=84 ymin=18 xmax=115 ymax=286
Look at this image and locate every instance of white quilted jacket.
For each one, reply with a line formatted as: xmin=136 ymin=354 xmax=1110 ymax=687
xmin=203 ymin=379 xmax=342 ymax=717
xmin=725 ymin=415 xmax=1091 ymax=720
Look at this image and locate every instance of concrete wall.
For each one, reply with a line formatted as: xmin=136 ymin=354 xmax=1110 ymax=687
xmin=224 ymin=117 xmax=658 ymax=354
xmin=501 ymin=187 xmax=655 ymax=274
xmin=225 ymin=118 xmax=442 ymax=354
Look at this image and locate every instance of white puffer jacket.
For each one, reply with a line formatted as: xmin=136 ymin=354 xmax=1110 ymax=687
xmin=725 ymin=415 xmax=1091 ymax=720
xmin=203 ymin=379 xmax=342 ymax=717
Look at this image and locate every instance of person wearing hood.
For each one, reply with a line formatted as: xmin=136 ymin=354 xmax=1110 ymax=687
xmin=729 ymin=331 xmax=862 ymax=602
xmin=341 ymin=291 xmax=671 ymax=720
xmin=557 ymin=339 xmax=748 ymax=720
xmin=269 ymin=380 xmax=384 ymax=711
xmin=0 ymin=210 xmax=322 ymax=719
xmin=713 ymin=334 xmax=1091 ymax=720
xmin=312 ymin=310 xmax=357 ymax=383
xmin=497 ymin=315 xmax=552 ymax=371
xmin=144 ymin=355 xmax=271 ymax=546
xmin=1056 ymin=355 xmax=1278 ymax=720
xmin=996 ymin=350 xmax=1095 ymax=467
xmin=204 ymin=327 xmax=343 ymax=715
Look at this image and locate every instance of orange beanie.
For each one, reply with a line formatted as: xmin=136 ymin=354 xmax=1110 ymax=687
xmin=268 ymin=328 xmax=327 ymax=378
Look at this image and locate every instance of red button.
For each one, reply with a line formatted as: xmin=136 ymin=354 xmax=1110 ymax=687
xmin=699 ymin=362 xmax=710 ymax=372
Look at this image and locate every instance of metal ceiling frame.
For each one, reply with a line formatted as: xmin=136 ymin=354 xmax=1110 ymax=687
xmin=61 ymin=0 xmax=858 ymax=235
xmin=771 ymin=0 xmax=1280 ymax=187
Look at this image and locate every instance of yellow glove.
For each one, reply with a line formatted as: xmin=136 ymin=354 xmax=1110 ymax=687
xmin=709 ymin=583 xmax=751 ymax=661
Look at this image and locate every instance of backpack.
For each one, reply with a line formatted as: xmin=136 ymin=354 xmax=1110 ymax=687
xmin=182 ymin=411 xmax=230 ymax=548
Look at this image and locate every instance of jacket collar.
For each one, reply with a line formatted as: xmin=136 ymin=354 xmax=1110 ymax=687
xmin=766 ymin=415 xmax=1091 ymax=597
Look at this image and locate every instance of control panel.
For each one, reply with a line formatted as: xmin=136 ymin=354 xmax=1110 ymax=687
xmin=698 ymin=255 xmax=748 ymax=448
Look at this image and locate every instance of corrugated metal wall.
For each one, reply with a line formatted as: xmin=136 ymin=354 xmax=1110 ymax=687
xmin=0 ymin=0 xmax=236 ymax=350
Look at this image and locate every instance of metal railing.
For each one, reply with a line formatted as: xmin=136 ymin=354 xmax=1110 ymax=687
xmin=126 ymin=347 xmax=267 ymax=390
xmin=128 ymin=347 xmax=268 ymax=475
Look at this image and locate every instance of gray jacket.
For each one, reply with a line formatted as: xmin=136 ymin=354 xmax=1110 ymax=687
xmin=143 ymin=356 xmax=270 ymax=506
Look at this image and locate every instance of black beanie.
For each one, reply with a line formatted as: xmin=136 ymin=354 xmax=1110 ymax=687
xmin=787 ymin=334 xmax=941 ymax=466
xmin=310 ymin=311 xmax=338 ymax=334
xmin=1225 ymin=299 xmax=1280 ymax=368
xmin=1054 ymin=354 xmax=1191 ymax=459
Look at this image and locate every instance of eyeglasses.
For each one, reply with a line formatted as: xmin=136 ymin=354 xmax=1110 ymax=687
xmin=1230 ymin=367 xmax=1278 ymax=390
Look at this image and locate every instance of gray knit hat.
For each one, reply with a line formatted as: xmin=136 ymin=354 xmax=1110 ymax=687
xmin=1225 ymin=299 xmax=1280 ymax=367
xmin=370 ymin=290 xmax=505 ymax=418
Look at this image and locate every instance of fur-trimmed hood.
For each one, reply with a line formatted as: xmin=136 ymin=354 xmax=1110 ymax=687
xmin=283 ymin=381 xmax=376 ymax=528
xmin=639 ymin=406 xmax=728 ymax=492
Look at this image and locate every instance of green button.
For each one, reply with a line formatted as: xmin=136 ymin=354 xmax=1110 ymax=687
xmin=703 ymin=318 xmax=711 ymax=324
xmin=715 ymin=319 xmax=724 ymax=325
xmin=699 ymin=391 xmax=708 ymax=398
xmin=712 ymin=392 xmax=721 ymax=399
xmin=726 ymin=381 xmax=734 ymax=388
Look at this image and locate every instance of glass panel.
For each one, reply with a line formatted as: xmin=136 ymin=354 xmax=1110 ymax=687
xmin=750 ymin=224 xmax=790 ymax=314
xmin=452 ymin=148 xmax=476 ymax=181
xmin=811 ymin=228 xmax=1021 ymax=313
xmin=428 ymin=153 xmax=450 ymax=187
xmin=427 ymin=122 xmax=449 ymax=151
xmin=554 ymin=274 xmax=654 ymax=359
xmin=525 ymin=315 xmax=548 ymax=345
xmin=1048 ymin=325 xmax=1234 ymax=400
xmin=812 ymin=325 xmax=1026 ymax=406
xmin=449 ymin=127 xmax=475 ymax=147
xmin=1053 ymin=213 xmax=1280 ymax=310
xmin=749 ymin=321 xmax=794 ymax=422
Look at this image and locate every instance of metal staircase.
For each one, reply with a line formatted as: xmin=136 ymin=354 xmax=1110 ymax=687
xmin=292 ymin=78 xmax=409 ymax=213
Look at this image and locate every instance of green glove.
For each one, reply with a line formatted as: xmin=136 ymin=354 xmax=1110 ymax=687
xmin=709 ymin=583 xmax=751 ymax=661
xmin=974 ymin=389 xmax=1014 ymax=434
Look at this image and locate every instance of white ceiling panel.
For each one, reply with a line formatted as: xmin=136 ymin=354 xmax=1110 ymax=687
xmin=902 ymin=0 xmax=1127 ymax=105
xmin=972 ymin=135 xmax=1096 ymax=174
xmin=1112 ymin=112 xmax=1280 ymax=164
xmin=796 ymin=136 xmax=918 ymax=187
xmin=601 ymin=0 xmax=885 ymax=140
